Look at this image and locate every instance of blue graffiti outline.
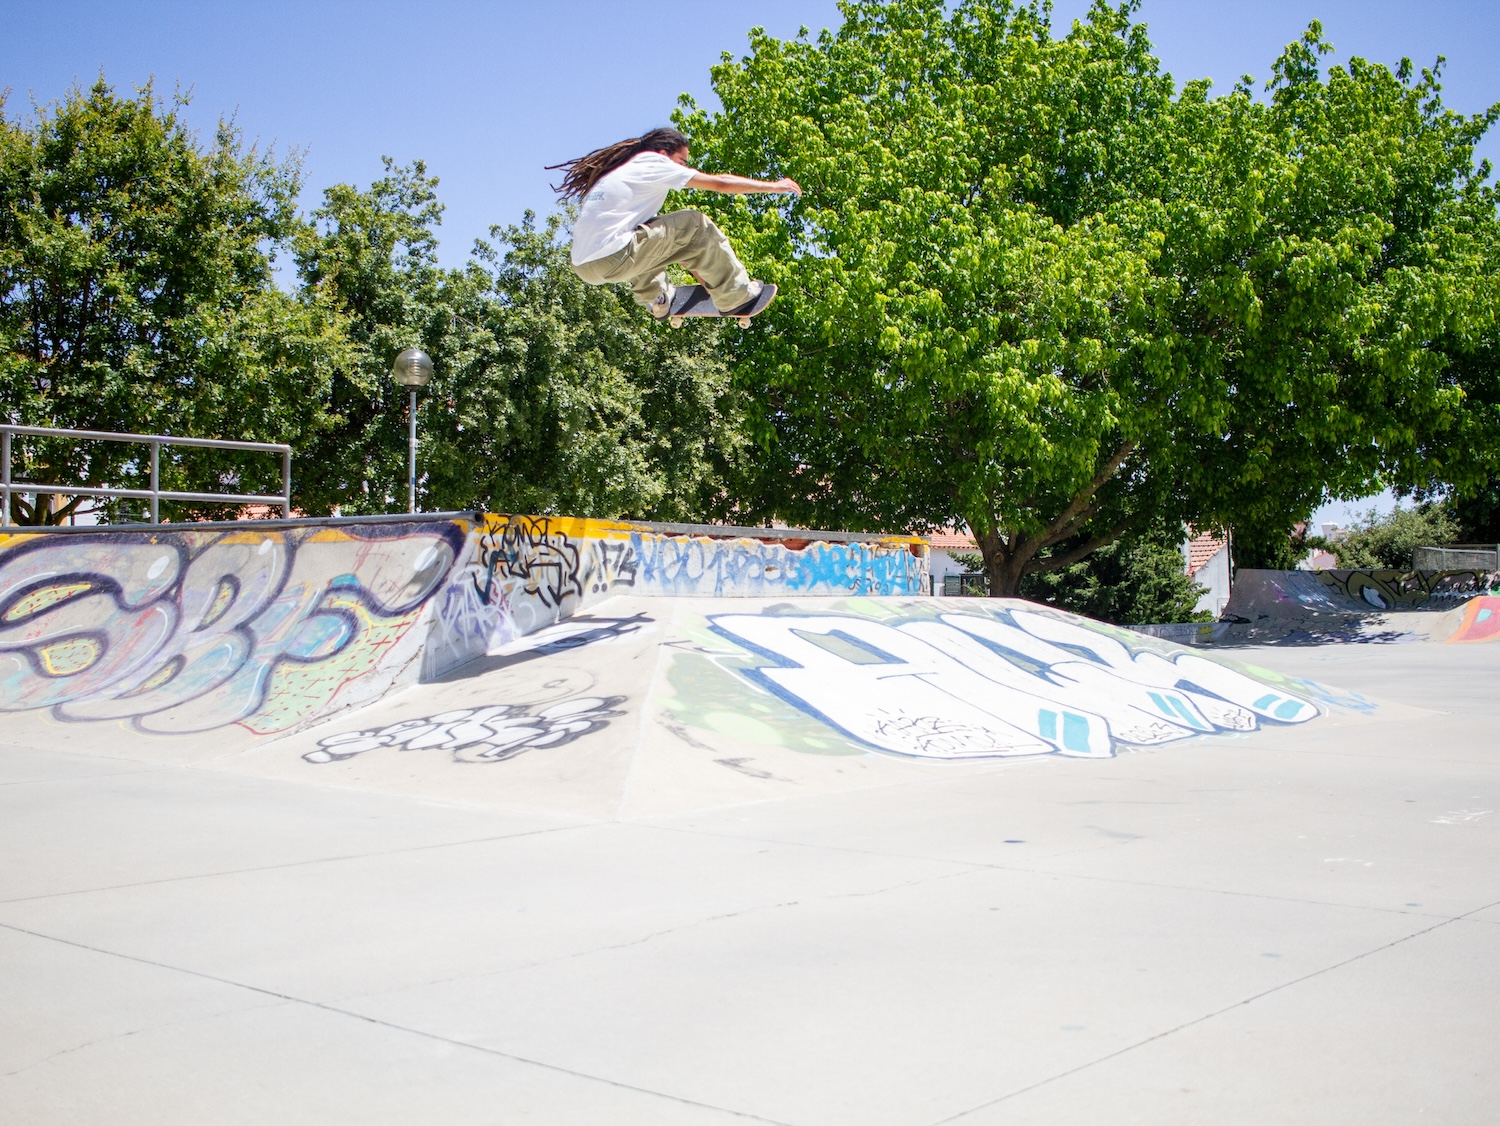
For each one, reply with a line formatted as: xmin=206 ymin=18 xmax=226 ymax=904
xmin=704 ymin=604 xmax=1326 ymax=760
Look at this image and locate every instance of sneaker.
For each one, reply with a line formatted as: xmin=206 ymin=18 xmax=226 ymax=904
xmin=649 ymin=284 xmax=677 ymax=319
xmin=722 ymin=280 xmax=766 ymax=316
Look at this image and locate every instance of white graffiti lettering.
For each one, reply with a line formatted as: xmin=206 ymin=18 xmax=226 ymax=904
xmin=707 ymin=609 xmax=1318 ymax=760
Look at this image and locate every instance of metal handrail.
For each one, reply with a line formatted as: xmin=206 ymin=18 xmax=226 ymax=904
xmin=1 ymin=424 xmax=292 ymax=528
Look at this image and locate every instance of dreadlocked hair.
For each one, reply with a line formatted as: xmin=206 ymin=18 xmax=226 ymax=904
xmin=547 ymin=127 xmax=691 ymax=201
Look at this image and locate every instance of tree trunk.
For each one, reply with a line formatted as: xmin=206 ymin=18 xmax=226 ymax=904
xmin=977 ymin=527 xmax=1032 ymax=598
xmin=970 ymin=441 xmax=1139 ymax=599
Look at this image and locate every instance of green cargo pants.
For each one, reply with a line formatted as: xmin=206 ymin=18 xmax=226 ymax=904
xmin=572 ymin=209 xmax=755 ymax=312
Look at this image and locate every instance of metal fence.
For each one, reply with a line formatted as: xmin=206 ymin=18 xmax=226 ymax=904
xmin=941 ymin=572 xmax=990 ymax=596
xmin=1 ymin=425 xmax=292 ymax=528
xmin=1412 ymin=545 xmax=1500 ymax=571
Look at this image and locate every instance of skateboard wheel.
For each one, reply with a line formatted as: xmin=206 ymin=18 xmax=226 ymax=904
xmin=669 ymin=316 xmax=684 ymax=329
xmin=736 ymin=317 xmax=751 ymax=328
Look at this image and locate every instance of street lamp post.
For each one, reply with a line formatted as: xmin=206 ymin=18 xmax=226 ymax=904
xmin=389 ymin=348 xmax=433 ymax=513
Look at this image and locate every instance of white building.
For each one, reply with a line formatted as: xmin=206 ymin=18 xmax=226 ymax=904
xmin=927 ymin=528 xmax=985 ymax=595
xmin=1183 ymin=530 xmax=1231 ymax=617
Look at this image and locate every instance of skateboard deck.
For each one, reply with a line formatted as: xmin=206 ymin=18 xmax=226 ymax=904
xmin=665 ymin=283 xmax=777 ymax=327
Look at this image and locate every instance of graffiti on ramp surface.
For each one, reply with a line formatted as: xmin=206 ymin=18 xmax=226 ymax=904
xmin=1314 ymin=568 xmax=1491 ymax=610
xmin=432 ymin=514 xmax=929 ymax=657
xmin=304 ymin=697 xmax=627 ymax=764
xmin=1447 ymin=596 xmax=1500 ymax=644
xmin=685 ymin=603 xmax=1322 ymax=761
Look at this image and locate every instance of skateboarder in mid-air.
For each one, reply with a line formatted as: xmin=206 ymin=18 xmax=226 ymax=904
xmin=549 ymin=127 xmax=799 ymax=321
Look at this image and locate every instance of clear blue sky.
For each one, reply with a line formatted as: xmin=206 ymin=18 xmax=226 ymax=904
xmin=5 ymin=0 xmax=1498 ymax=271
xmin=6 ymin=0 xmax=1496 ymax=525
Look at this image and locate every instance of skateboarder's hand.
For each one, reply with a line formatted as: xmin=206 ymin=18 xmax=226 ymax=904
xmin=776 ymin=178 xmax=802 ymax=196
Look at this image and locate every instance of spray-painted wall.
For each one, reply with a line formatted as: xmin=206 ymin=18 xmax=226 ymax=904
xmin=0 ymin=513 xmax=927 ymax=738
xmin=0 ymin=518 xmax=468 ymax=737
xmin=429 ymin=515 xmax=929 ymax=669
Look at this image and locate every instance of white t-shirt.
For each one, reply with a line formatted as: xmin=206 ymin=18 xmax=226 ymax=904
xmin=570 ymin=152 xmax=697 ymax=265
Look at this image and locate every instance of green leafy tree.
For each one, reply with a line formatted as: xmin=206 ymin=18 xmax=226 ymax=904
xmin=1448 ymin=481 xmax=1500 ymax=542
xmin=679 ymin=0 xmax=1500 ymax=593
xmin=955 ymin=522 xmax=1211 ymax=622
xmin=295 ymin=166 xmax=746 ymax=519
xmin=291 ymin=158 xmax=447 ymax=514
xmin=1332 ymin=504 xmax=1460 ymax=569
xmin=1019 ymin=524 xmax=1212 ymax=625
xmin=0 ymin=79 xmax=341 ymax=523
xmin=422 ymin=214 xmax=747 ymax=520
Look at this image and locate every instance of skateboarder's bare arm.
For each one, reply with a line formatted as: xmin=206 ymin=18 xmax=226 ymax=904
xmin=685 ymin=171 xmax=802 ymax=196
xmin=663 ymin=145 xmax=799 ymax=196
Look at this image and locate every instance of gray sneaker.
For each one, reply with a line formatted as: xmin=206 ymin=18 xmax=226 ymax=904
xmin=649 ymin=284 xmax=677 ymax=319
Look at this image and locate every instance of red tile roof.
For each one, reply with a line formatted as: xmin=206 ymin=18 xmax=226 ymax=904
xmin=1185 ymin=530 xmax=1227 ymax=576
xmin=927 ymin=528 xmax=979 ymax=551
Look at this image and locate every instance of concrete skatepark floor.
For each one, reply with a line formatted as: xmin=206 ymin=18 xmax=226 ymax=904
xmin=3 ymin=611 xmax=1498 ymax=1124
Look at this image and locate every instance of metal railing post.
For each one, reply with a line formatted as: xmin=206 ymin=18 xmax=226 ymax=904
xmin=149 ymin=441 xmax=160 ymax=524
xmin=0 ymin=424 xmax=292 ymax=525
xmin=1 ymin=429 xmax=10 ymax=529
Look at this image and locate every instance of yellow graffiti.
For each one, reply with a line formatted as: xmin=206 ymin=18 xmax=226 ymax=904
xmin=38 ymin=635 xmax=101 ymax=676
xmin=1313 ymin=568 xmax=1490 ymax=609
xmin=242 ymin=591 xmax=424 ymax=735
xmin=123 ymin=658 xmax=183 ymax=696
xmin=4 ymin=581 xmax=94 ymax=621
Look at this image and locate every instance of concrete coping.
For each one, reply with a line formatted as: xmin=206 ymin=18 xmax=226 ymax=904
xmin=3 ymin=510 xmax=926 ymax=546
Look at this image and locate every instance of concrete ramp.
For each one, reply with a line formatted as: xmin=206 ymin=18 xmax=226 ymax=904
xmin=1210 ymin=567 xmax=1497 ymax=645
xmin=1434 ymin=594 xmax=1500 ymax=643
xmin=206 ymin=594 xmax=1368 ymax=818
xmin=0 ymin=518 xmax=1381 ymax=817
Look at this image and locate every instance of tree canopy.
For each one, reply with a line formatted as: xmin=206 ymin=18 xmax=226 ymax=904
xmin=5 ymin=9 xmax=1500 ymax=577
xmin=0 ymin=79 xmax=342 ymax=523
xmin=0 ymin=83 xmax=743 ymax=524
xmin=679 ymin=0 xmax=1500 ymax=592
xmin=291 ymin=165 xmax=745 ymax=519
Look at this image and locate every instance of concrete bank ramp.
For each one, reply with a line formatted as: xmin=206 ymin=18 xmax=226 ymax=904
xmin=0 ymin=517 xmax=1384 ymax=816
xmin=215 ymin=594 xmax=1374 ymax=818
xmin=1197 ymin=567 xmax=1500 ymax=645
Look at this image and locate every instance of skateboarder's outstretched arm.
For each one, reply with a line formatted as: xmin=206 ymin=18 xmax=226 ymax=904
xmin=683 ymin=170 xmax=801 ymax=197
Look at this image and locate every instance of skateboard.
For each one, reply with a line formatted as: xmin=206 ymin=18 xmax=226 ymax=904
xmin=665 ymin=283 xmax=777 ymax=328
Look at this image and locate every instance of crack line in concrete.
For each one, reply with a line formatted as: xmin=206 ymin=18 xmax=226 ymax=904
xmin=0 ymin=822 xmax=596 ymax=906
xmin=0 ymin=920 xmax=796 ymax=1126
xmin=0 ymin=997 xmax=290 ymax=1079
xmin=0 ymin=766 xmax=171 ymax=789
xmin=332 ymin=864 xmax=983 ymax=1001
xmin=926 ymin=894 xmax=1500 ymax=1125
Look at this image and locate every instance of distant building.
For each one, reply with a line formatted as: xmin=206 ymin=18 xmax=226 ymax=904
xmin=1295 ymin=522 xmax=1341 ymax=570
xmin=1183 ymin=529 xmax=1231 ymax=617
xmin=927 ymin=528 xmax=983 ymax=594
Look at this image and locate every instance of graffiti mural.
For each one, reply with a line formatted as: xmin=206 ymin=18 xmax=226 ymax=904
xmin=1447 ymin=596 xmax=1500 ymax=644
xmin=1313 ymin=568 xmax=1493 ymax=610
xmin=695 ymin=604 xmax=1319 ymax=760
xmin=0 ymin=520 xmax=467 ymax=735
xmin=440 ymin=514 xmax=929 ymax=654
xmin=303 ymin=696 xmax=626 ymax=764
